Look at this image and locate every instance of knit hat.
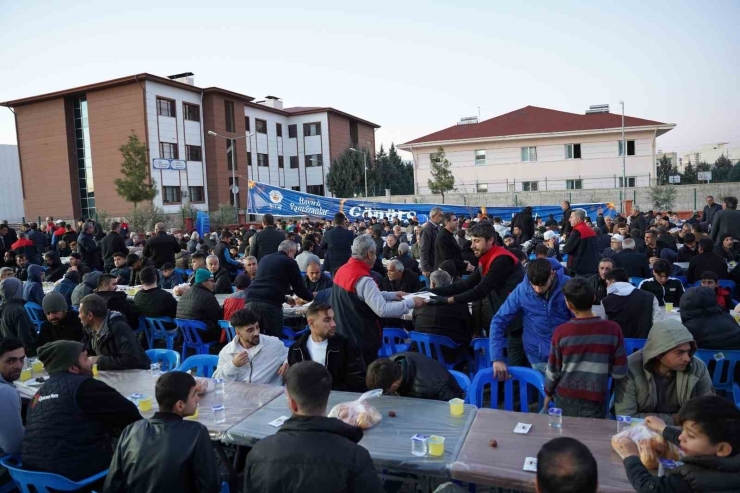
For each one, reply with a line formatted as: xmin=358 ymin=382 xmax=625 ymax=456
xmin=37 ymin=341 xmax=84 ymax=375
xmin=42 ymin=292 xmax=68 ymax=314
xmin=234 ymin=274 xmax=250 ymax=290
xmin=194 ymin=268 xmax=214 ymax=284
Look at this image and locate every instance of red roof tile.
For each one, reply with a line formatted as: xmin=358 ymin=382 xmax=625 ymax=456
xmin=400 ymin=105 xmax=668 ymax=146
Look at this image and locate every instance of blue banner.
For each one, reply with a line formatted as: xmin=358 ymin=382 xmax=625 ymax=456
xmin=247 ymin=181 xmax=616 ymax=224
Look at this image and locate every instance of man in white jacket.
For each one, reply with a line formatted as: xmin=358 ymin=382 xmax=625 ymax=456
xmin=213 ymin=308 xmax=288 ymax=386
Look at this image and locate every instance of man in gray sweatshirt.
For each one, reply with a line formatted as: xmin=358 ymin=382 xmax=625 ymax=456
xmin=0 ymin=338 xmax=25 ymax=458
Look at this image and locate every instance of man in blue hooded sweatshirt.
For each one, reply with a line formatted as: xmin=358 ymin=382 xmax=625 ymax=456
xmin=22 ymin=263 xmax=45 ymax=306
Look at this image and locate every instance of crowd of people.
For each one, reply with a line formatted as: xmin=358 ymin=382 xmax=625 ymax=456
xmin=0 ymin=196 xmax=739 ymax=492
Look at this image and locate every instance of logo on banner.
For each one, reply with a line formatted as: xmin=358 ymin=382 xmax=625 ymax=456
xmin=269 ymin=190 xmax=284 ymax=204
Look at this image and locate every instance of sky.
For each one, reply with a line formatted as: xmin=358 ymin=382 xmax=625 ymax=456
xmin=1 ymin=0 xmax=738 ymax=159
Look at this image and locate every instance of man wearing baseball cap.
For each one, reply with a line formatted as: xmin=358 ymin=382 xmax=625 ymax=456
xmin=603 ymin=234 xmax=624 ymax=258
xmin=175 ymin=268 xmax=223 ymax=343
xmin=22 ymin=340 xmax=141 ymax=482
xmin=543 ymin=230 xmax=561 ymax=261
xmin=36 ymin=292 xmax=84 ymax=348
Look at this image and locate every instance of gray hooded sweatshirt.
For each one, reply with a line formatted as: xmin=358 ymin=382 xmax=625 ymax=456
xmin=71 ymin=271 xmax=102 ymax=307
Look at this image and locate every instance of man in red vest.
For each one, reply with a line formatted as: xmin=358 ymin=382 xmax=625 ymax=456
xmin=562 ymin=209 xmax=600 ymax=277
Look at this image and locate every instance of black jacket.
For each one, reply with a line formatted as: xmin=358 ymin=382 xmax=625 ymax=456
xmin=512 ymin=212 xmax=535 ymax=240
xmin=100 ymin=231 xmax=129 ymax=271
xmin=701 ymin=202 xmax=723 ymax=225
xmin=389 ymin=352 xmax=464 ymax=401
xmin=36 ymin=311 xmax=84 ymax=348
xmin=397 ymin=253 xmax=420 ymax=274
xmin=434 ymin=227 xmax=466 ymax=272
xmin=175 ymin=284 xmax=223 ymax=342
xmin=211 ymin=266 xmax=233 ymax=295
xmin=412 ymin=302 xmax=473 ymax=345
xmin=638 ymin=278 xmax=685 ymax=306
xmin=630 ymin=214 xmax=647 ymax=237
xmin=97 ymin=290 xmax=140 ymax=329
xmin=133 ymin=287 xmax=178 ymax=319
xmin=288 ymin=333 xmax=366 ymax=391
xmin=602 ymin=286 xmax=656 ymax=339
xmin=143 ymin=231 xmax=181 ymax=269
xmin=304 ymin=274 xmax=333 ymax=294
xmin=562 ymin=224 xmax=600 ymax=276
xmin=321 ymin=225 xmax=354 ymax=273
xmin=104 ymin=412 xmax=220 ymax=493
xmin=676 ymin=245 xmax=698 ymax=262
xmin=82 ymin=311 xmax=150 ymax=370
xmin=244 ymin=415 xmax=383 ymax=493
xmin=77 ymin=231 xmax=102 ymax=271
xmin=379 ymin=270 xmax=422 ymax=293
xmin=246 ymin=251 xmax=313 ymax=307
xmin=418 ymin=222 xmax=439 ymax=273
xmin=0 ymin=298 xmax=37 ymax=356
xmin=679 ymin=287 xmax=740 ymax=350
xmin=560 ymin=208 xmax=573 ymax=236
xmin=44 ymin=252 xmax=69 ymax=282
xmin=687 ymin=252 xmax=728 ymax=284
xmin=613 ymin=249 xmax=651 ymax=278
xmin=250 ymin=226 xmax=286 ymax=261
xmin=129 ymin=258 xmax=155 ymax=287
xmin=587 ymin=274 xmax=608 ymax=304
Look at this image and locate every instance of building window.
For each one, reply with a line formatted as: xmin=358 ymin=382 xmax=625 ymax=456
xmin=186 ymin=145 xmax=202 ymax=161
xmin=619 ymin=176 xmax=636 ymax=188
xmin=278 ymin=156 xmax=284 ymax=168
xmin=303 ymin=122 xmax=321 ymax=136
xmin=618 ymin=140 xmax=636 ymax=156
xmin=247 ymin=151 xmax=252 ymax=166
xmin=305 ymin=154 xmax=323 ymax=167
xmin=521 ymin=146 xmax=537 ymax=162
xmin=565 ymin=143 xmax=581 ymax=159
xmin=276 ymin=123 xmax=282 ymax=137
xmin=523 ymin=181 xmax=539 ymax=191
xmin=289 ymin=156 xmax=299 ymax=169
xmin=157 ymin=98 xmax=175 ymax=117
xmin=566 ymin=179 xmax=583 ymax=190
xmin=258 ymin=153 xmax=269 ymax=167
xmin=475 ymin=149 xmax=486 ymax=165
xmin=255 ymin=119 xmax=267 ymax=134
xmin=224 ymin=100 xmax=235 ymax=132
xmin=183 ymin=103 xmax=200 ymax=122
xmin=292 ymin=186 xmax=301 ymax=191
xmin=226 ymin=139 xmax=236 ymax=170
xmin=288 ymin=125 xmax=297 ymax=138
xmin=349 ymin=121 xmax=358 ymax=147
xmin=74 ymin=97 xmax=95 ymax=218
xmin=159 ymin=142 xmax=178 ymax=159
xmin=476 ymin=183 xmax=488 ymax=193
xmin=188 ymin=186 xmax=204 ymax=202
xmin=245 ymin=117 xmax=250 ymax=132
xmin=229 ymin=177 xmax=240 ymax=208
xmin=162 ymin=186 xmax=181 ymax=204
xmin=307 ymin=185 xmax=324 ymax=195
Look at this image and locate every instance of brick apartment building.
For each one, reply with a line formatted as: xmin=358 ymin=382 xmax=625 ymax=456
xmin=1 ymin=73 xmax=379 ymax=220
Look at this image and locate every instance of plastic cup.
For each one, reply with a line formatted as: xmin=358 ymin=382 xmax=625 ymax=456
xmin=150 ymin=363 xmax=161 ymax=376
xmin=448 ymin=398 xmax=464 ymax=416
xmin=213 ymin=405 xmax=226 ymax=424
xmin=665 ymin=302 xmax=674 ymax=312
xmin=92 ymin=363 xmax=99 ymax=377
xmin=20 ymin=368 xmax=33 ymax=382
xmin=32 ymin=359 xmax=44 ymax=373
xmin=138 ymin=396 xmax=153 ymax=412
xmin=427 ymin=435 xmax=445 ymax=457
xmin=411 ymin=434 xmax=428 ymax=457
xmin=186 ymin=404 xmax=200 ymax=420
xmin=548 ymin=407 xmax=563 ymax=428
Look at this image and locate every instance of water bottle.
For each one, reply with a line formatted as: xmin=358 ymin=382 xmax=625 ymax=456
xmin=617 ymin=415 xmax=632 ymax=433
xmin=214 ymin=378 xmax=225 ymax=396
xmin=213 ymin=405 xmax=226 ymax=424
xmin=658 ymin=459 xmax=682 ymax=477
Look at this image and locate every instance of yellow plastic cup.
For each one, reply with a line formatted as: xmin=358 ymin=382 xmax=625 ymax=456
xmin=92 ymin=364 xmax=99 ymax=377
xmin=449 ymin=398 xmax=465 ymax=416
xmin=32 ymin=360 xmax=44 ymax=373
xmin=186 ymin=405 xmax=199 ymax=420
xmin=20 ymin=368 xmax=33 ymax=382
xmin=138 ymin=397 xmax=153 ymax=412
xmin=665 ymin=302 xmax=674 ymax=312
xmin=428 ymin=435 xmax=445 ymax=456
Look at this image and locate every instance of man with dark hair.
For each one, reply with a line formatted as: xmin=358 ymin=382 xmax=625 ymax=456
xmin=710 ymin=195 xmax=740 ymax=245
xmin=700 ymin=270 xmax=735 ymax=311
xmin=321 ymin=212 xmax=354 ymax=274
xmin=158 ymin=262 xmax=182 ymax=289
xmin=288 ymin=302 xmax=365 ymax=391
xmin=536 ymin=437 xmax=598 ymax=493
xmin=679 ymin=286 xmax=740 ymax=349
xmin=676 ymin=232 xmax=698 ymax=262
xmin=638 ymin=259 xmax=685 ymax=307
xmin=701 ymin=195 xmax=723 ymax=226
xmin=0 ymin=339 xmax=25 ymax=458
xmin=143 ymin=222 xmax=181 ymax=269
xmin=213 ymin=307 xmax=287 ymax=385
xmin=104 ymin=371 xmax=219 ymax=493
xmin=79 ymin=294 xmax=150 ymax=370
xmin=213 ymin=229 xmax=241 ymax=274
xmin=68 ymin=251 xmax=91 ymax=279
xmin=587 ymin=257 xmax=614 ymax=303
xmin=43 ymin=251 xmax=68 ymax=282
xmin=0 ymin=277 xmax=37 ymax=355
xmin=366 ymin=353 xmax=463 ymax=401
xmin=419 ymin=207 xmax=443 ymax=277
xmin=560 ymin=200 xmax=573 ymax=236
xmin=134 ymin=265 xmax=178 ymax=319
xmin=250 ymin=213 xmax=286 ymax=261
xmin=22 ymin=340 xmax=141 ymax=482
xmin=602 ymin=268 xmax=661 ymax=339
xmin=296 ymin=238 xmax=320 ymax=271
xmin=687 ymin=238 xmax=728 ymax=284
xmin=490 ymin=258 xmax=571 ymax=379
xmin=37 ymin=292 xmax=84 ymax=347
xmin=562 ymin=209 xmax=600 ymax=277
xmin=99 ymin=221 xmax=129 ymax=272
xmin=302 ymin=260 xmax=333 ymax=296
xmin=77 ymin=221 xmax=102 ymax=271
xmin=96 ymin=273 xmax=140 ymax=328
xmin=244 ymin=361 xmax=382 ymax=493
xmin=434 ymin=212 xmax=473 ymax=274
xmin=188 ymin=252 xmax=207 ymax=283
xmin=176 ymin=269 xmax=223 ymax=343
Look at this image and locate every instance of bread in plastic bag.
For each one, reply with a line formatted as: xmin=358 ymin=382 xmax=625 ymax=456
xmin=328 ymin=389 xmax=383 ymax=429
xmin=611 ymin=422 xmax=681 ymax=469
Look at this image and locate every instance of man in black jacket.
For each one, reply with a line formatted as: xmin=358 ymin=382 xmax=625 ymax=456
xmin=77 ymin=222 xmax=102 ymax=271
xmin=380 ymin=259 xmax=422 ymax=294
xmin=23 ymin=340 xmax=141 ymax=483
xmin=43 ymin=251 xmax=68 ymax=282
xmin=205 ymin=254 xmax=232 ymax=294
xmin=176 ymin=269 xmax=223 ymax=343
xmin=613 ymin=238 xmax=651 ymax=279
xmin=250 ymin=213 xmax=286 ymax=261
xmin=366 ymin=352 xmax=463 ymax=401
xmin=638 ymin=259 xmax=685 ymax=307
xmin=143 ymin=223 xmax=181 ymax=269
xmin=419 ymin=207 xmax=442 ymax=277
xmin=0 ymin=277 xmax=37 ymax=356
xmin=126 ymin=253 xmax=154 ymax=287
xmin=587 ymin=258 xmax=614 ymax=304
xmin=434 ymin=212 xmax=474 ymax=275
xmin=288 ymin=302 xmax=365 ymax=391
xmin=133 ymin=266 xmax=177 ymax=319
xmin=302 ymin=260 xmax=333 ymax=296
xmin=321 ymin=212 xmax=354 ymax=274
xmin=396 ymin=242 xmax=420 ymax=274
xmin=99 ymin=221 xmax=129 ymax=273
xmin=244 ymin=361 xmax=382 ymax=493
xmin=701 ymin=195 xmax=723 ymax=226
xmin=37 ymin=292 xmax=84 ymax=348
xmin=687 ymin=238 xmax=729 ymax=284
xmin=602 ymin=269 xmax=661 ymax=339
xmin=79 ymin=294 xmax=150 ymax=370
xmin=560 ymin=201 xmax=573 ymax=236
xmin=246 ymin=240 xmax=313 ymax=338
xmin=679 ymin=287 xmax=740 ymax=350
xmin=629 ymin=206 xmax=647 ymax=238
xmin=104 ymin=371 xmax=219 ymax=493
xmin=676 ymin=233 xmax=699 ymax=262
xmin=96 ymin=274 xmax=140 ymax=329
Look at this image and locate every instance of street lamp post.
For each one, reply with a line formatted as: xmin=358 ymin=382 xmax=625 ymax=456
xmin=208 ymin=130 xmax=254 ymax=222
xmin=349 ymin=148 xmax=367 ymax=198
xmin=620 ymin=101 xmax=626 ymax=213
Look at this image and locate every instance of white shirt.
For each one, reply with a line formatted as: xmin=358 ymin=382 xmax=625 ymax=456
xmin=306 ymin=337 xmax=329 ymax=364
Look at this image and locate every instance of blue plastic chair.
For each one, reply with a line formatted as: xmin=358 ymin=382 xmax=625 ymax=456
xmin=281 ymin=326 xmax=309 ymax=340
xmin=0 ymin=455 xmax=107 ymax=493
xmin=179 ymin=354 xmax=219 ymax=377
xmin=719 ymin=279 xmax=737 ymax=296
xmin=471 ymin=337 xmax=509 ymax=376
xmin=449 ymin=369 xmax=471 ymax=403
xmin=694 ymin=349 xmax=740 ymax=393
xmin=733 ymin=383 xmax=740 ymax=410
xmin=24 ymin=302 xmax=44 ymax=333
xmin=675 ymin=275 xmax=688 ymax=287
xmin=409 ymin=331 xmax=469 ymax=369
xmin=469 ymin=367 xmax=547 ymax=412
xmin=145 ymin=316 xmax=178 ymax=350
xmin=175 ymin=319 xmax=217 ymax=360
xmin=145 ymin=349 xmax=181 ymax=371
xmin=418 ymin=275 xmax=429 ymax=288
xmin=219 ymin=320 xmax=236 ymax=341
xmin=174 ymin=268 xmax=189 ymax=278
xmin=629 ymin=277 xmax=646 ymax=288
xmin=220 ymin=481 xmax=230 ymax=493
xmin=378 ymin=328 xmax=410 ymax=357
xmin=624 ymin=338 xmax=647 ymax=354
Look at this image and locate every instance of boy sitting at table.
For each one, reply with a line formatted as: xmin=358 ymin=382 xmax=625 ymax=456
xmin=544 ymin=278 xmax=628 ymax=418
xmin=613 ymin=394 xmax=740 ymax=493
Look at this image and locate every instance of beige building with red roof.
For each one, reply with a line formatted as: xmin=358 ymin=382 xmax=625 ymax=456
xmin=398 ymin=105 xmax=675 ymax=195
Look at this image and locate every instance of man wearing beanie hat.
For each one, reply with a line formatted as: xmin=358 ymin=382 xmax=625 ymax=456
xmin=36 ymin=292 xmax=84 ymax=348
xmin=22 ymin=340 xmax=141 ymax=482
xmin=176 ymin=268 xmax=223 ymax=343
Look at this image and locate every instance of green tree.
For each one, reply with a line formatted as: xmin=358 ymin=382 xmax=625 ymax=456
xmin=656 ymin=154 xmax=678 ymax=185
xmin=388 ymin=143 xmax=414 ymax=195
xmin=681 ymin=162 xmax=697 ymax=184
xmin=647 ymin=186 xmax=678 ymax=210
xmin=114 ymin=132 xmax=158 ymax=208
xmin=728 ymin=162 xmax=740 ymax=183
xmin=427 ymin=147 xmax=455 ymax=203
xmin=713 ymin=155 xmax=733 ymax=182
xmin=327 ymin=148 xmax=367 ymax=198
xmin=696 ymin=161 xmax=711 ymax=172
